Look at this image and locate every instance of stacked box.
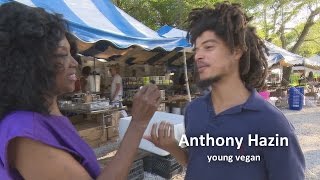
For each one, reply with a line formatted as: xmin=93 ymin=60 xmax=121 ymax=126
xmin=107 ymin=126 xmax=119 ymax=139
xmin=106 ymin=111 xmax=121 ymax=139
xmin=75 ymin=122 xmax=107 ymax=148
xmin=128 ymin=159 xmax=144 ymax=180
xmin=143 ymin=155 xmax=182 ymax=179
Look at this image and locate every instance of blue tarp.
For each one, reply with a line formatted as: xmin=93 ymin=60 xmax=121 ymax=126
xmin=0 ymin=0 xmax=188 ymax=51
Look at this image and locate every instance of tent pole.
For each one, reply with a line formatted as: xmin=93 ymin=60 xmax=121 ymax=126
xmin=183 ymin=49 xmax=191 ymax=102
xmin=93 ymin=57 xmax=96 ymax=92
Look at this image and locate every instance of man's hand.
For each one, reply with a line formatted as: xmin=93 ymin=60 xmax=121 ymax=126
xmin=147 ymin=121 xmax=178 ymax=152
xmin=131 ymin=84 xmax=161 ymax=129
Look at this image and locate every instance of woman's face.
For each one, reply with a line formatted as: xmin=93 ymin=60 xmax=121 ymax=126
xmin=54 ymin=36 xmax=78 ymax=95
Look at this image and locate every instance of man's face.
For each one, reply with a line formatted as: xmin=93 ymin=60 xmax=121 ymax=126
xmin=110 ymin=68 xmax=116 ymax=76
xmin=194 ymin=31 xmax=241 ymax=86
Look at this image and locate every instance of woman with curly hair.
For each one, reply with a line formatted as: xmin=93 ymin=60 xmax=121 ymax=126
xmin=0 ymin=2 xmax=161 ymax=180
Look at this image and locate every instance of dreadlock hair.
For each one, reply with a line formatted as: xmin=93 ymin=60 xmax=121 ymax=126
xmin=187 ymin=2 xmax=268 ymax=89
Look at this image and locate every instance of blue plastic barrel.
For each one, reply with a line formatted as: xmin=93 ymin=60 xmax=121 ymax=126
xmin=288 ymin=87 xmax=304 ymax=110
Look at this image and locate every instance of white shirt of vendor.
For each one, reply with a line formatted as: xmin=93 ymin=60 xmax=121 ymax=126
xmin=111 ymin=74 xmax=123 ymax=101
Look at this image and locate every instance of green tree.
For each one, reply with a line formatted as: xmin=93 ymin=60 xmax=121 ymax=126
xmin=112 ymin=0 xmax=220 ymax=30
xmin=247 ymin=0 xmax=320 ymax=85
xmin=113 ymin=0 xmax=320 ymax=85
xmin=113 ymin=0 xmax=319 ymax=54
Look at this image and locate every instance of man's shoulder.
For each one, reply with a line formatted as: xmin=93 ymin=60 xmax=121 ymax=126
xmin=258 ymin=100 xmax=286 ymax=120
xmin=187 ymin=95 xmax=209 ymax=108
xmin=254 ymin=100 xmax=295 ymax=133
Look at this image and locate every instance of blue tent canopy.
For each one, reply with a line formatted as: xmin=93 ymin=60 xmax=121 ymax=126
xmin=0 ymin=0 xmax=192 ymax=65
xmin=157 ymin=25 xmax=307 ymax=68
xmin=263 ymin=41 xmax=305 ymax=67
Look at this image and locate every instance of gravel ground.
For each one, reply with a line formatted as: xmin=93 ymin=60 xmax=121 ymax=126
xmin=281 ymin=107 xmax=320 ymax=180
xmin=95 ymin=106 xmax=320 ymax=179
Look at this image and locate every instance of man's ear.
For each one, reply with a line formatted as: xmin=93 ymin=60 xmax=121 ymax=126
xmin=233 ymin=48 xmax=244 ymax=61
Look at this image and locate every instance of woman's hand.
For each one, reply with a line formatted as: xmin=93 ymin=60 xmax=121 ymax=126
xmin=130 ymin=84 xmax=161 ymax=129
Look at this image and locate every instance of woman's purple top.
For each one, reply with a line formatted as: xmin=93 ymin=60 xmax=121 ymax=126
xmin=0 ymin=111 xmax=101 ymax=179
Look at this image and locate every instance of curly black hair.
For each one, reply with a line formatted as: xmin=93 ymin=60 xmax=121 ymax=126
xmin=187 ymin=2 xmax=268 ymax=89
xmin=0 ymin=2 xmax=68 ymax=119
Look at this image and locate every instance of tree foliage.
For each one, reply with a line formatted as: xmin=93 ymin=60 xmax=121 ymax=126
xmin=113 ymin=0 xmax=319 ymax=56
xmin=113 ymin=0 xmax=320 ymax=86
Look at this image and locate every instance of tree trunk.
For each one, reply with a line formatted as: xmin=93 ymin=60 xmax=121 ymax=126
xmin=290 ymin=7 xmax=320 ymax=53
xmin=281 ymin=66 xmax=292 ymax=87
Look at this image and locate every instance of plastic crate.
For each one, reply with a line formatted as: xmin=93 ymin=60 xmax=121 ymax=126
xmin=143 ymin=155 xmax=178 ymax=171
xmin=153 ymin=164 xmax=182 ymax=179
xmin=288 ymin=87 xmax=304 ymax=110
xmin=129 ymin=173 xmax=144 ymax=180
xmin=128 ymin=159 xmax=144 ymax=180
xmin=143 ymin=155 xmax=182 ymax=179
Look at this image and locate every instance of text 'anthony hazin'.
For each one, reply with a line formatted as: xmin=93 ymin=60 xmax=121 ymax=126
xmin=179 ymin=133 xmax=289 ymax=149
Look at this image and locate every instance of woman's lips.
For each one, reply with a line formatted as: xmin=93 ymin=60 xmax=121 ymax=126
xmin=68 ymin=74 xmax=77 ymax=81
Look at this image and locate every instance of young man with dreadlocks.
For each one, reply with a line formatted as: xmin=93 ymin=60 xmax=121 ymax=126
xmin=148 ymin=2 xmax=305 ymax=180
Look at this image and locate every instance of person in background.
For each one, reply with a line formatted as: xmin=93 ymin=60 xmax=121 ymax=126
xmin=0 ymin=2 xmax=161 ymax=179
xmin=150 ymin=80 xmax=156 ymax=84
xmin=110 ymin=65 xmax=123 ymax=102
xmin=179 ymin=73 xmax=186 ymax=86
xmin=307 ymin=71 xmax=314 ymax=82
xmin=298 ymin=73 xmax=306 ymax=86
xmin=307 ymin=71 xmax=316 ymax=93
xmin=80 ymin=66 xmax=91 ymax=93
xmin=148 ymin=2 xmax=305 ymax=180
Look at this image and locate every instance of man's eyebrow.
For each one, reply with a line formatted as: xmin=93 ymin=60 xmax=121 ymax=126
xmin=193 ymin=39 xmax=219 ymax=51
xmin=201 ymin=39 xmax=219 ymax=45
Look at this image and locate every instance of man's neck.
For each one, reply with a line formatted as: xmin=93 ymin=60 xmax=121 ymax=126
xmin=211 ymin=76 xmax=250 ymax=115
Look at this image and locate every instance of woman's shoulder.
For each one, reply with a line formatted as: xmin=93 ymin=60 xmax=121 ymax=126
xmin=0 ymin=111 xmax=69 ymax=135
xmin=0 ymin=111 xmax=35 ymax=128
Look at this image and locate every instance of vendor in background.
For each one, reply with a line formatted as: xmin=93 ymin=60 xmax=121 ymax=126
xmin=298 ymin=73 xmax=306 ymax=86
xmin=110 ymin=65 xmax=123 ymax=102
xmin=307 ymin=71 xmax=314 ymax=82
xmin=307 ymin=71 xmax=317 ymax=93
xmin=80 ymin=66 xmax=91 ymax=93
xmin=178 ymin=73 xmax=187 ymax=94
